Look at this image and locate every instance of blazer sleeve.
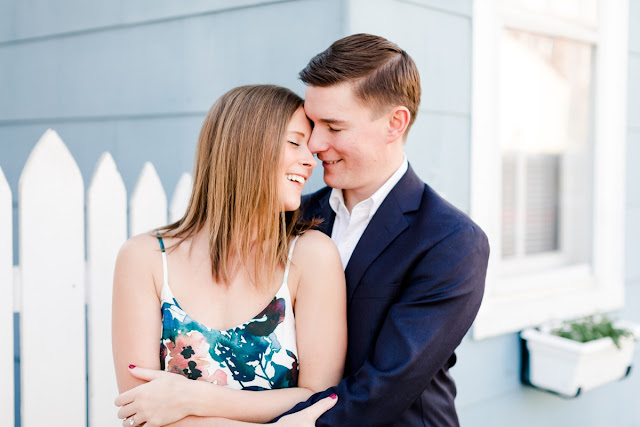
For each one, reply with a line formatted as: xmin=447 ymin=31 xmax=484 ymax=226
xmin=273 ymin=222 xmax=489 ymax=426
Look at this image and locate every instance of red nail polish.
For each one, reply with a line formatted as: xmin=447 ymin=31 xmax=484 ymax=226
xmin=129 ymin=364 xmax=136 ymax=369
xmin=330 ymin=393 xmax=337 ymax=399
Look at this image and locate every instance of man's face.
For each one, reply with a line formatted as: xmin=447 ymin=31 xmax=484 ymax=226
xmin=304 ymin=83 xmax=391 ymax=205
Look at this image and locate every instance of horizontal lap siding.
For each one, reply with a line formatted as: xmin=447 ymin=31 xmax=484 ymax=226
xmin=0 ymin=1 xmax=289 ymax=44
xmin=345 ymin=0 xmax=473 ymax=213
xmin=0 ymin=1 xmax=345 ymax=269
xmin=0 ymin=2 xmax=343 ymax=121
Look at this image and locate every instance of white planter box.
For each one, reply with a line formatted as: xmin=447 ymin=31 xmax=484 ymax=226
xmin=521 ymin=321 xmax=640 ymax=397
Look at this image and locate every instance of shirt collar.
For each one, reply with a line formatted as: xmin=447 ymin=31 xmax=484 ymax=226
xmin=329 ymin=155 xmax=408 ymax=217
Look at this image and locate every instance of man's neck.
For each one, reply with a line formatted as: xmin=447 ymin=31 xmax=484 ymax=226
xmin=343 ymin=188 xmax=376 ymax=213
xmin=342 ymin=155 xmax=406 ymax=212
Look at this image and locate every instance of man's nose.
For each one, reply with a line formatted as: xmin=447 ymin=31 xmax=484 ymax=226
xmin=307 ymin=128 xmax=327 ymax=154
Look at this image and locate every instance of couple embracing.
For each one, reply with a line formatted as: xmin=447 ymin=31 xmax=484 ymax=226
xmin=112 ymin=33 xmax=489 ymax=427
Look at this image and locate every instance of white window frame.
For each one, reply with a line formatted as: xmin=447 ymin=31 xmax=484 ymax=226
xmin=471 ymin=0 xmax=629 ymax=339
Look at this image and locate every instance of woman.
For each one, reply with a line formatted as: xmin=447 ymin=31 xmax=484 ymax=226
xmin=112 ymin=85 xmax=347 ymax=426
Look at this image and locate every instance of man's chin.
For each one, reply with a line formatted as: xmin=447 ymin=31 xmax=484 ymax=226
xmin=323 ymin=172 xmax=341 ymax=189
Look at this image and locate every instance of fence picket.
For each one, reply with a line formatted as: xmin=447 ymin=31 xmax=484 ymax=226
xmin=87 ymin=153 xmax=127 ymax=426
xmin=0 ymin=166 xmax=14 ymax=427
xmin=18 ymin=130 xmax=86 ymax=427
xmin=130 ymin=162 xmax=167 ymax=236
xmin=170 ymin=173 xmax=193 ymax=223
xmin=6 ymin=129 xmax=194 ymax=426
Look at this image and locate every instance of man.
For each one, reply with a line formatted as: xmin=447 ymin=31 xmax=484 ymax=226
xmin=278 ymin=33 xmax=489 ymax=426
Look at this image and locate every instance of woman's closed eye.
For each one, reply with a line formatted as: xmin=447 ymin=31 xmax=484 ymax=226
xmin=288 ymin=141 xmax=301 ymax=147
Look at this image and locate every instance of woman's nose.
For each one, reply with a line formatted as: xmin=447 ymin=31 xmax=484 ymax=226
xmin=301 ymin=148 xmax=318 ymax=168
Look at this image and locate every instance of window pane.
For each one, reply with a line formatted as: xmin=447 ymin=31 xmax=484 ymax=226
xmin=502 ymin=154 xmax=517 ymax=258
xmin=499 ymin=29 xmax=593 ymax=265
xmin=525 ymin=154 xmax=559 ymax=254
xmin=501 ymin=0 xmax=598 ymax=29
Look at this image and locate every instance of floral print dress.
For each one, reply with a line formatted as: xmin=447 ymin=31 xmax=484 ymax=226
xmin=158 ymin=236 xmax=299 ymax=390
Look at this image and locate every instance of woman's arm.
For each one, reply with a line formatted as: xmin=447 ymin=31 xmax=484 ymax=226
xmin=166 ymin=395 xmax=339 ymax=427
xmin=288 ymin=230 xmax=347 ymax=391
xmin=114 ymin=231 xmax=347 ymax=425
xmin=112 ymin=233 xmax=164 ymax=393
xmin=118 ymin=370 xmax=314 ymax=424
xmin=115 ymin=368 xmax=339 ymax=427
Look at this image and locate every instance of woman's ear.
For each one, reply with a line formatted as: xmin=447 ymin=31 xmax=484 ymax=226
xmin=387 ymin=106 xmax=410 ymax=142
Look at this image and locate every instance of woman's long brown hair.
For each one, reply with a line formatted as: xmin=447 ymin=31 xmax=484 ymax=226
xmin=158 ymin=85 xmax=311 ymax=289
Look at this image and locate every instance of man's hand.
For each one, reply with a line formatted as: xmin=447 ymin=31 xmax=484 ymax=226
xmin=274 ymin=395 xmax=337 ymax=427
xmin=115 ymin=366 xmax=193 ymax=427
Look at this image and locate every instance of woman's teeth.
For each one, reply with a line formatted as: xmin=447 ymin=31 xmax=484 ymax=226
xmin=286 ymin=174 xmax=305 ymax=184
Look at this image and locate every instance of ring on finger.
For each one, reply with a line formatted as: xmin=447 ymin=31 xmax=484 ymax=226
xmin=128 ymin=415 xmax=135 ymax=426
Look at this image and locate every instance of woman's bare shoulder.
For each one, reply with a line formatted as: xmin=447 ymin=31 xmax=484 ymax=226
xmin=292 ymin=230 xmax=341 ymax=271
xmin=294 ymin=230 xmax=338 ymax=255
xmin=114 ymin=232 xmax=164 ymax=280
xmin=118 ymin=232 xmax=161 ymax=259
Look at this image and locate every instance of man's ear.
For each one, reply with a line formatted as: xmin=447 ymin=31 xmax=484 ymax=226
xmin=387 ymin=106 xmax=410 ymax=142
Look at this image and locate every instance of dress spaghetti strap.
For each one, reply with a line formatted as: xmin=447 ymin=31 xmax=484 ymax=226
xmin=156 ymin=235 xmax=169 ymax=287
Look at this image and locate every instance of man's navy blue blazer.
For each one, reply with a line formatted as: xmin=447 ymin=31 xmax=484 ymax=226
xmin=281 ymin=165 xmax=489 ymax=426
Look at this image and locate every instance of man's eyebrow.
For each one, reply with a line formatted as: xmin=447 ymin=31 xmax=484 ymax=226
xmin=316 ymin=118 xmax=348 ymax=125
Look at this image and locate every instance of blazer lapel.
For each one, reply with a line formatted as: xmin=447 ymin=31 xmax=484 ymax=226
xmin=302 ymin=189 xmax=336 ymax=236
xmin=344 ymin=166 xmax=424 ymax=302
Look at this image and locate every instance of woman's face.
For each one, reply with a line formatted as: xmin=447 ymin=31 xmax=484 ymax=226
xmin=278 ymin=106 xmax=316 ymax=211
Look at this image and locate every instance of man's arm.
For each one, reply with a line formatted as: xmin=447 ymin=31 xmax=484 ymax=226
xmin=276 ymin=223 xmax=489 ymax=426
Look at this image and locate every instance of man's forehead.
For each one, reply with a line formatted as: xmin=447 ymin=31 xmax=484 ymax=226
xmin=304 ymin=85 xmax=358 ymax=120
xmin=303 ymin=105 xmax=349 ymax=125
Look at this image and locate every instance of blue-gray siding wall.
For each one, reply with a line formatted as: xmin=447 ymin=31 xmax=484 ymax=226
xmin=346 ymin=0 xmax=473 ymax=213
xmin=1 ymin=1 xmax=639 ymax=426
xmin=0 ymin=0 xmax=474 ymax=260
xmin=0 ymin=0 xmax=344 ymax=263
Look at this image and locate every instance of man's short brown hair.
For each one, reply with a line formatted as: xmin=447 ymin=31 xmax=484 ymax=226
xmin=300 ymin=33 xmax=421 ymax=131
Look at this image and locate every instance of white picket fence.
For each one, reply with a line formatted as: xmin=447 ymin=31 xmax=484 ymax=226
xmin=1 ymin=129 xmax=193 ymax=427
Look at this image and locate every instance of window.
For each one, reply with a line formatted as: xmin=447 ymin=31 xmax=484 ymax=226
xmin=471 ymin=0 xmax=628 ymax=338
xmin=499 ymin=29 xmax=594 ymax=277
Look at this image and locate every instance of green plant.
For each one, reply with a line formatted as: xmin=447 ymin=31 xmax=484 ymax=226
xmin=551 ymin=316 xmax=634 ymax=349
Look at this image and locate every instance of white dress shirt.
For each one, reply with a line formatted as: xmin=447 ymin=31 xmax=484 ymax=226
xmin=329 ymin=156 xmax=409 ymax=269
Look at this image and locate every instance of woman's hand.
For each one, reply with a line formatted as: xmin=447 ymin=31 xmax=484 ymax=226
xmin=274 ymin=395 xmax=338 ymax=427
xmin=115 ymin=366 xmax=194 ymax=427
